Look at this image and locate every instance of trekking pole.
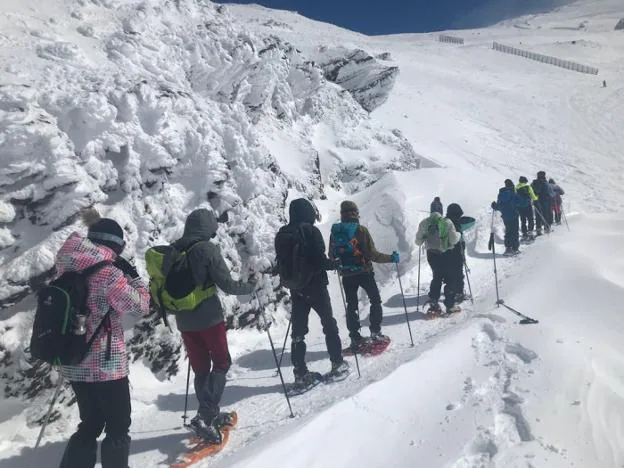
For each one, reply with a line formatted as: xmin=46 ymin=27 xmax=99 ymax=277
xmin=181 ymin=360 xmax=191 ymax=427
xmin=534 ymin=205 xmax=551 ymax=235
xmin=267 ymin=324 xmax=295 ymax=418
xmin=464 ymin=261 xmax=474 ymax=304
xmin=488 ymin=211 xmax=501 ymax=305
xmin=35 ymin=373 xmax=64 ymax=449
xmin=561 ymin=206 xmax=570 ymax=232
xmin=273 ymin=317 xmax=292 ymax=377
xmin=489 ymin=212 xmax=539 ymax=325
xmin=337 ymin=272 xmax=361 ymax=378
xmin=395 ymin=262 xmax=414 ymax=347
xmin=416 ymin=245 xmax=422 ymax=312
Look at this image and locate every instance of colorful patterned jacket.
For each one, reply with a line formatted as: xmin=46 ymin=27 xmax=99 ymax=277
xmin=58 ymin=232 xmax=150 ymax=382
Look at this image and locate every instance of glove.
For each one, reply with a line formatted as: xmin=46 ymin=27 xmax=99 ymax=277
xmin=391 ymin=251 xmax=400 ymax=263
xmin=490 ymin=201 xmax=497 ymax=210
xmin=114 ymin=256 xmax=139 ymax=279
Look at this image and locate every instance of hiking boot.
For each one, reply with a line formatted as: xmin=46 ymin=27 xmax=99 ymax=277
xmin=330 ymin=360 xmax=350 ymax=375
xmin=370 ymin=331 xmax=389 ymax=342
xmin=189 ymin=416 xmax=222 ymax=444
xmin=349 ymin=334 xmax=364 ymax=352
xmin=294 ymin=371 xmax=323 ymax=386
xmin=503 ymin=248 xmax=513 ymax=255
xmin=214 ymin=412 xmax=236 ymax=430
xmin=535 ymin=230 xmax=543 ymax=236
xmin=447 ymin=305 xmax=461 ymax=314
xmin=428 ymin=301 xmax=442 ymax=314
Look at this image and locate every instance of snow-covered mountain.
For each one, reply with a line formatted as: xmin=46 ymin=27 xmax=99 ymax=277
xmin=1 ymin=0 xmax=624 ymax=467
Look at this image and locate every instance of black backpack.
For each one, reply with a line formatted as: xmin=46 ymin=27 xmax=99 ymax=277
xmin=29 ymin=262 xmax=110 ymax=366
xmin=274 ymin=225 xmax=314 ymax=290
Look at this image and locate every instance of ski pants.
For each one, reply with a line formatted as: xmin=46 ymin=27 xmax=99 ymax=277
xmin=518 ymin=206 xmax=534 ymax=236
xmin=182 ymin=322 xmax=231 ymax=423
xmin=503 ymin=216 xmax=520 ymax=251
xmin=552 ymin=202 xmax=562 ymax=224
xmin=291 ymin=284 xmax=342 ymax=376
xmin=60 ymin=377 xmax=131 ymax=468
xmin=427 ymin=250 xmax=458 ymax=308
xmin=535 ymin=200 xmax=553 ymax=232
xmin=342 ymin=271 xmax=383 ymax=338
xmin=445 ymin=246 xmax=465 ymax=303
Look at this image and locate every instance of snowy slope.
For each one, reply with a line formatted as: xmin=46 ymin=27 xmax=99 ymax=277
xmin=1 ymin=0 xmax=624 ymax=467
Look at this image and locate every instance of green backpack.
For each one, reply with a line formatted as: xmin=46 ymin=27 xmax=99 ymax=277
xmin=145 ymin=243 xmax=217 ymax=317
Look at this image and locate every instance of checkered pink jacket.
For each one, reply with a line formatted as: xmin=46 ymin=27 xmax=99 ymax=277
xmin=57 ymin=232 xmax=150 ymax=382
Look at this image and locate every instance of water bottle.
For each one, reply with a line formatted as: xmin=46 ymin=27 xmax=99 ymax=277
xmin=73 ymin=314 xmax=87 ymax=335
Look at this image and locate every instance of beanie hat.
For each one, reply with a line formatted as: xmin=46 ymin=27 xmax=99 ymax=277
xmin=446 ymin=203 xmax=463 ymax=220
xmin=519 ymin=176 xmax=528 ymax=183
xmin=340 ymin=200 xmax=359 ymax=221
xmin=537 ymin=171 xmax=546 ymax=179
xmin=88 ymin=218 xmax=125 ymax=253
xmin=504 ymin=179 xmax=514 ymax=188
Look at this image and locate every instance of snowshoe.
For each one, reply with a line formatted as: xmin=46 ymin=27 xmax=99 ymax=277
xmin=343 ymin=336 xmax=391 ymax=357
xmin=214 ymin=411 xmax=238 ymax=431
xmin=446 ymin=305 xmax=461 ymax=315
xmin=370 ymin=331 xmax=390 ymax=343
xmin=426 ymin=301 xmax=443 ymax=318
xmin=189 ymin=416 xmax=222 ymax=445
xmin=287 ymin=371 xmax=324 ymax=397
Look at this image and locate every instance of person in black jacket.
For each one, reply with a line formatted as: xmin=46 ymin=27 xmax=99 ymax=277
xmin=275 ymin=199 xmax=348 ymax=386
xmin=531 ymin=171 xmax=554 ymax=235
xmin=445 ymin=203 xmax=466 ymax=308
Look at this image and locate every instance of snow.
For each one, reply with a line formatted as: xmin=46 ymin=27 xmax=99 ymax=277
xmin=1 ymin=0 xmax=624 ymax=467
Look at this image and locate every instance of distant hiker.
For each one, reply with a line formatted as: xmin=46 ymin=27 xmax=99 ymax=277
xmin=415 ymin=209 xmax=460 ymax=314
xmin=549 ymin=178 xmax=565 ymax=225
xmin=445 ymin=203 xmax=468 ymax=305
xmin=58 ymin=211 xmax=150 ymax=468
xmin=603 ymin=80 xmax=607 ymax=88
xmin=329 ymin=200 xmax=398 ymax=350
xmin=275 ymin=199 xmax=349 ymax=386
xmin=516 ymin=176 xmax=538 ymax=240
xmin=430 ymin=197 xmax=443 ymax=215
xmin=491 ymin=179 xmax=523 ymax=255
xmin=531 ymin=171 xmax=555 ymax=234
xmin=163 ymin=209 xmax=255 ymax=443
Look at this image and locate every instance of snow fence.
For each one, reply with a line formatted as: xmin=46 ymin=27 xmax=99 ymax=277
xmin=492 ymin=41 xmax=599 ymax=75
xmin=439 ymin=35 xmax=464 ymax=45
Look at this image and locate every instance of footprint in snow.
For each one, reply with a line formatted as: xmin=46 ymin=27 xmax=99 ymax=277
xmin=504 ymin=343 xmax=538 ymax=364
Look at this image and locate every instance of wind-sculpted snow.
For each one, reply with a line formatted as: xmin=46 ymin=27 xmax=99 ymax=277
xmin=0 ymin=0 xmax=420 ymax=404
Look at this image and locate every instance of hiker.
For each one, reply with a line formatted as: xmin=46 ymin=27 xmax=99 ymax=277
xmin=329 ymin=200 xmax=398 ymax=350
xmin=491 ymin=179 xmax=523 ymax=255
xmin=415 ymin=206 xmax=461 ymax=314
xmin=167 ymin=209 xmax=256 ymax=443
xmin=549 ymin=178 xmax=565 ymax=225
xmin=516 ymin=176 xmax=538 ymax=240
xmin=430 ymin=197 xmax=443 ymax=215
xmin=531 ymin=171 xmax=555 ymax=234
xmin=275 ymin=199 xmax=349 ymax=387
xmin=445 ymin=203 xmax=467 ymax=304
xmin=58 ymin=211 xmax=150 ymax=468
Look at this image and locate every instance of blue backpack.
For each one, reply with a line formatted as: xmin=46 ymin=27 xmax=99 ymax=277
xmin=331 ymin=222 xmax=364 ymax=271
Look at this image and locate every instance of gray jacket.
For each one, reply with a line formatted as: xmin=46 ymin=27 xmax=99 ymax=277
xmin=169 ymin=209 xmax=254 ymax=332
xmin=415 ymin=213 xmax=460 ymax=253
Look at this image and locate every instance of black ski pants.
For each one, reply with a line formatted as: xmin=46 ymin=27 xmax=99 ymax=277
xmin=518 ymin=206 xmax=534 ymax=236
xmin=291 ymin=284 xmax=342 ymax=376
xmin=503 ymin=216 xmax=520 ymax=251
xmin=445 ymin=246 xmax=465 ymax=303
xmin=427 ymin=251 xmax=459 ymax=308
xmin=60 ymin=377 xmax=131 ymax=468
xmin=342 ymin=271 xmax=383 ymax=338
xmin=535 ymin=200 xmax=553 ymax=232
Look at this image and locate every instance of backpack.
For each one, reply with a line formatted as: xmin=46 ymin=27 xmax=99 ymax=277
xmin=330 ymin=222 xmax=365 ymax=272
xmin=516 ymin=186 xmax=531 ymax=209
xmin=29 ymin=262 xmax=110 ymax=366
xmin=425 ymin=217 xmax=449 ymax=252
xmin=145 ymin=243 xmax=216 ymax=318
xmin=274 ymin=225 xmax=314 ymax=290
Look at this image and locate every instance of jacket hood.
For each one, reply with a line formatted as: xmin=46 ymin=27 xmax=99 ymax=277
xmin=181 ymin=209 xmax=218 ymax=241
xmin=289 ymin=198 xmax=317 ymax=224
xmin=55 ymin=232 xmax=116 ymax=275
xmin=446 ymin=203 xmax=464 ymax=220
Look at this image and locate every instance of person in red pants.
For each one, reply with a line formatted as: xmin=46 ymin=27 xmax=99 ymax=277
xmin=170 ymin=209 xmax=255 ymax=443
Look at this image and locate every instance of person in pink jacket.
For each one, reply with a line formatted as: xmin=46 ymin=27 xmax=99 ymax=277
xmin=58 ymin=212 xmax=150 ymax=468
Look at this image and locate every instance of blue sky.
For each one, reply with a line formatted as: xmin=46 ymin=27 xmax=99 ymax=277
xmin=216 ymin=0 xmax=567 ymax=35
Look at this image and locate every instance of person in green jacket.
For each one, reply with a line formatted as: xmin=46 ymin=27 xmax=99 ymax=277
xmin=329 ymin=201 xmax=398 ymax=350
xmin=167 ymin=209 xmax=255 ymax=443
xmin=516 ymin=176 xmax=538 ymax=240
